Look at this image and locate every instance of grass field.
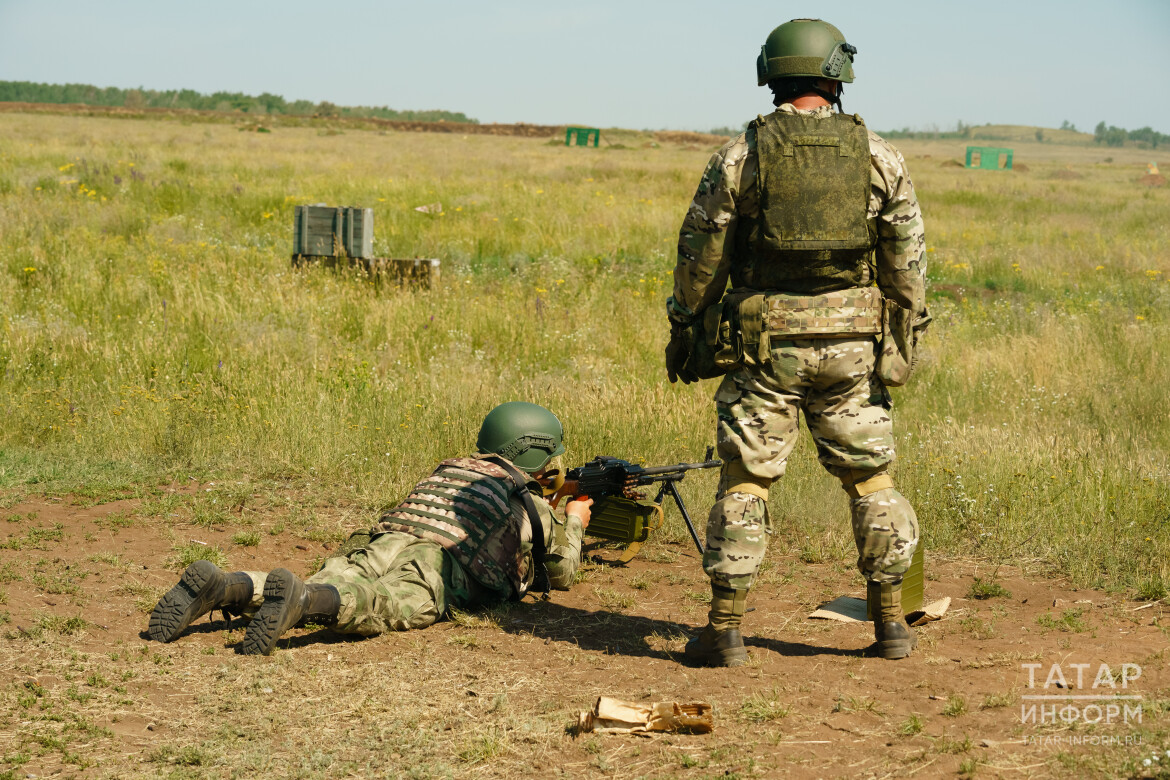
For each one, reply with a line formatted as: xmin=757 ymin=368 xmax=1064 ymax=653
xmin=0 ymin=111 xmax=1168 ymax=778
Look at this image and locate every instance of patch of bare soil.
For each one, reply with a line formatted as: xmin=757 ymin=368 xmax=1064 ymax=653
xmin=1139 ymin=174 xmax=1167 ymax=187
xmin=1 ymin=496 xmax=1165 ymax=778
xmin=1013 ymin=163 xmax=1030 ymax=172
xmin=940 ymin=159 xmax=965 ymax=168
xmin=0 ymin=101 xmax=565 ymax=138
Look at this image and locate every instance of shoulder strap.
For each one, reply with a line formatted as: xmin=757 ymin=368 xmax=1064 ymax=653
xmin=483 ymin=456 xmax=550 ymax=596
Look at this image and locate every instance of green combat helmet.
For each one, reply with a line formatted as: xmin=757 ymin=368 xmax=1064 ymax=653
xmin=756 ymin=18 xmax=857 ymax=86
xmin=476 ymin=402 xmax=566 ymax=473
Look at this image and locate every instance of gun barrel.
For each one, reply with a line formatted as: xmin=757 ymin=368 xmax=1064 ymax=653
xmin=638 ymin=459 xmax=721 ymax=477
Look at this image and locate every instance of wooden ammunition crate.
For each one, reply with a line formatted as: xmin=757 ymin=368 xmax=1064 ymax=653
xmin=293 ymin=205 xmax=373 ymax=259
xmin=342 ymin=207 xmax=373 ymax=259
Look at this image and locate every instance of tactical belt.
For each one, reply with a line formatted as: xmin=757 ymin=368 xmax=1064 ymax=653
xmin=484 ymin=456 xmax=550 ymax=596
xmin=763 ymin=286 xmax=882 ymax=336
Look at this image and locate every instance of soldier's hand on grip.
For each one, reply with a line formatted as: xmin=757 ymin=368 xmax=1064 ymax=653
xmin=565 ymin=497 xmax=594 ymax=529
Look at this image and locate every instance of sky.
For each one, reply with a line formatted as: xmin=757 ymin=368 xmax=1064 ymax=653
xmin=1 ymin=0 xmax=1168 ymax=134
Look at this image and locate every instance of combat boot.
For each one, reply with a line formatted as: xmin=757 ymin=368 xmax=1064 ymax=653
xmin=684 ymin=584 xmax=748 ymax=667
xmin=239 ymin=568 xmax=341 ymax=656
xmin=148 ymin=560 xmax=254 ymax=643
xmin=867 ymin=580 xmax=917 ymax=660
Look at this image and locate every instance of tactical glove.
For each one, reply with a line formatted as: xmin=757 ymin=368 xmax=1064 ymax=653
xmin=666 ymin=325 xmax=698 ymax=384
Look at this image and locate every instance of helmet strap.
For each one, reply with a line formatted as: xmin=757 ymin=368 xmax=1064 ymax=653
xmin=769 ymin=77 xmax=843 ymax=112
xmin=805 ymin=86 xmax=842 ymax=112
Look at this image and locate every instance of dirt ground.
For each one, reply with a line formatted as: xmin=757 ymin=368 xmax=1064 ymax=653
xmin=1 ymin=492 xmax=1166 ymax=779
xmin=0 ymin=102 xmax=728 ymax=148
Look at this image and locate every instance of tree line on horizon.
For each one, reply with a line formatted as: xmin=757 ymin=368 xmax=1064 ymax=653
xmin=1093 ymin=121 xmax=1166 ymax=149
xmin=878 ymin=119 xmax=1166 ymax=149
xmin=0 ymin=80 xmax=478 ymax=124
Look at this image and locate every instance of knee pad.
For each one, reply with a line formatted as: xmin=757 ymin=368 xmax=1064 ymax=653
xmin=841 ymin=468 xmax=895 ymax=500
xmin=718 ymin=460 xmax=772 ymax=501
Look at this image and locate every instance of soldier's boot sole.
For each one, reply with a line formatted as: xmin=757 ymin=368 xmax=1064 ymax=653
xmin=239 ymin=568 xmax=306 ymax=656
xmin=684 ymin=627 xmax=747 ymax=668
xmin=148 ymin=560 xmax=226 ymax=643
xmin=874 ymin=621 xmax=917 ymax=660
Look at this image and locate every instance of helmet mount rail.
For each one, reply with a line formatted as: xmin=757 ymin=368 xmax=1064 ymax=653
xmin=495 ymin=434 xmax=559 ymax=465
xmin=821 ymin=42 xmax=857 ymax=80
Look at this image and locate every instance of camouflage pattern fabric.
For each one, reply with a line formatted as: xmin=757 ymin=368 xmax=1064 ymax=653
xmin=668 ymin=104 xmax=927 ymax=327
xmin=232 ymin=534 xmax=477 ymax=635
xmin=704 ymin=492 xmax=769 ymax=590
xmin=709 ymin=335 xmax=918 ymax=581
xmin=764 ymin=287 xmax=881 ymax=336
xmin=373 ymin=457 xmax=583 ymax=598
xmin=850 ymin=488 xmax=919 ymax=584
xmin=670 ymin=101 xmax=925 ymax=588
xmin=374 ymin=457 xmax=527 ymax=595
xmin=308 ymin=531 xmax=484 ymax=635
xmin=715 ymin=337 xmax=893 ymax=481
xmin=233 ymin=480 xmax=584 ymax=635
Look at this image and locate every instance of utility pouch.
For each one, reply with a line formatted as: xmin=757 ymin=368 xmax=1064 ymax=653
xmin=706 ymin=300 xmax=741 ymax=371
xmin=685 ymin=299 xmax=736 ymax=379
xmin=876 ymin=300 xmax=931 ymax=387
xmin=733 ymin=292 xmax=771 ymax=367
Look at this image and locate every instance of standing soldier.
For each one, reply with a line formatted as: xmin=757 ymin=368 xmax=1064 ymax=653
xmin=665 ymin=19 xmax=930 ymax=665
xmin=148 ymin=402 xmax=592 ymax=655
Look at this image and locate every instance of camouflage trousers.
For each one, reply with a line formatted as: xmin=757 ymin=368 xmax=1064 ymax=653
xmin=704 ymin=336 xmax=919 ymax=589
xmin=240 ymin=531 xmax=496 ymax=636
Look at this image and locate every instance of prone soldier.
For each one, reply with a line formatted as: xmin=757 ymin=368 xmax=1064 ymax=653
xmin=665 ymin=19 xmax=931 ymax=665
xmin=148 ymin=402 xmax=592 ymax=654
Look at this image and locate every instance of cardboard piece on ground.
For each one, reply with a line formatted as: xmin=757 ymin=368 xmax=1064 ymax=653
xmin=808 ymin=595 xmax=951 ymax=626
xmin=808 ymin=596 xmax=868 ymax=623
xmin=578 ymin=696 xmax=713 ymax=735
xmin=907 ymin=596 xmax=951 ymax=626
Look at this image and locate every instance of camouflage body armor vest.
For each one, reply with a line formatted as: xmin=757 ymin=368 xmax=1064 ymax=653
xmin=733 ymin=110 xmax=877 ymax=294
xmin=374 ymin=458 xmax=529 ymax=595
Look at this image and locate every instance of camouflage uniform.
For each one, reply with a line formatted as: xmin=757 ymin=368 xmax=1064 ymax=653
xmin=237 ymin=457 xmax=583 ymax=635
xmin=667 ymin=103 xmax=927 ymax=589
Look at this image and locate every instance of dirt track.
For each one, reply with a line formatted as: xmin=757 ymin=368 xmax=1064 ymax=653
xmin=2 ymin=493 xmax=1166 ymax=778
xmin=0 ymin=102 xmax=729 ymax=146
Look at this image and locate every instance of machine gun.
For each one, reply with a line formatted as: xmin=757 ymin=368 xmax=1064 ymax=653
xmin=549 ymin=448 xmax=720 ymax=562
